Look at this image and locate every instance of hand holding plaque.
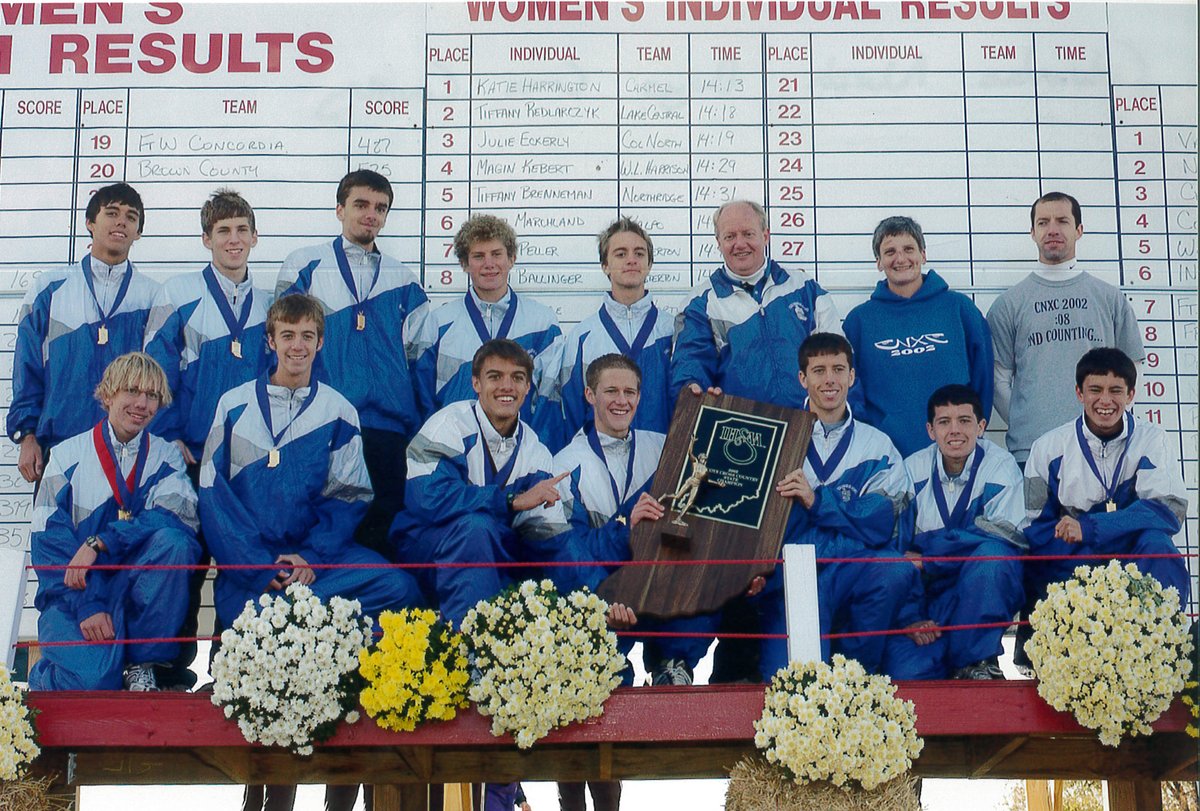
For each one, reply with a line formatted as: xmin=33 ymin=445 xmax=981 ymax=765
xmin=597 ymin=389 xmax=815 ymax=621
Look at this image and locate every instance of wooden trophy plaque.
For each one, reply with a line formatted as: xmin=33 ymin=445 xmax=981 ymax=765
xmin=597 ymin=390 xmax=815 ymax=620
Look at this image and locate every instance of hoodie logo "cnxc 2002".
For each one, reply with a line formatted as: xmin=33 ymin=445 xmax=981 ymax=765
xmin=873 ymin=333 xmax=949 ymax=357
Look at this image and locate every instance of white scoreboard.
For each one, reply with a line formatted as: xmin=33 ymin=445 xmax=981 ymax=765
xmin=0 ymin=2 xmax=1196 ymax=635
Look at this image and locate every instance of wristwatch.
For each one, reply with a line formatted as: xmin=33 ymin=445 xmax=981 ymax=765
xmin=84 ymin=536 xmax=105 ymax=552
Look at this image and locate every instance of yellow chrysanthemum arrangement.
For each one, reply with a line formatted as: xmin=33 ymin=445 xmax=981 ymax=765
xmin=1027 ymin=560 xmax=1193 ymax=747
xmin=358 ymin=608 xmax=471 ymax=732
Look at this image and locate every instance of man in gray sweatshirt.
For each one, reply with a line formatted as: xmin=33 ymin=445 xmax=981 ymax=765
xmin=986 ymin=191 xmax=1144 ymax=466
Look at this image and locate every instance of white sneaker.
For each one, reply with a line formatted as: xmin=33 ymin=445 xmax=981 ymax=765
xmin=952 ymin=657 xmax=1005 ymax=681
xmin=651 ymin=658 xmax=694 ymax=686
xmin=123 ymin=663 xmax=159 ymax=692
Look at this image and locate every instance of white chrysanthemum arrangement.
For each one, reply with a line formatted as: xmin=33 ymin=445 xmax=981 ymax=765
xmin=753 ymin=656 xmax=923 ymax=792
xmin=210 ymin=583 xmax=371 ymax=755
xmin=461 ymin=579 xmax=625 ymax=749
xmin=0 ymin=664 xmax=39 ymax=782
xmin=1027 ymin=560 xmax=1193 ymax=747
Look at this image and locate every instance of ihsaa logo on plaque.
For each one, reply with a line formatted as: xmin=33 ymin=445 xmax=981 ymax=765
xmin=675 ymin=406 xmax=787 ymax=530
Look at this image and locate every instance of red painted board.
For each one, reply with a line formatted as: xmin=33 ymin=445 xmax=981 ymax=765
xmin=25 ymin=683 xmax=1193 ymax=750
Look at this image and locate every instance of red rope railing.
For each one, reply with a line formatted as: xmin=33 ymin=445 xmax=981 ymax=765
xmin=12 ymin=547 xmax=1198 ymax=650
xmin=24 ymin=549 xmax=1200 ymax=573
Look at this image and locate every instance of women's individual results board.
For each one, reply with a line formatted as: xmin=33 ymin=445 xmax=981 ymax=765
xmin=0 ymin=1 xmax=1195 ymax=639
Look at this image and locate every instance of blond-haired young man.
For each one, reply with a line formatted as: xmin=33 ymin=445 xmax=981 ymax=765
xmin=29 ymin=352 xmax=200 ymax=691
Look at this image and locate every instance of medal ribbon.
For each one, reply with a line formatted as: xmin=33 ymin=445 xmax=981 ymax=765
xmin=586 ymin=423 xmax=638 ymax=508
xmin=464 ymin=290 xmax=518 ymax=344
xmin=202 ymin=263 xmax=254 ymax=349
xmin=255 ymin=377 xmax=321 ymax=450
xmin=597 ymin=299 xmax=659 ymax=359
xmin=1075 ymin=413 xmax=1135 ymax=507
xmin=930 ymin=445 xmax=985 ymax=530
xmin=473 ymin=405 xmax=522 ymax=487
xmin=806 ymin=422 xmax=855 ymax=484
xmin=332 ymin=236 xmax=380 ymax=320
xmin=92 ymin=420 xmax=148 ymax=517
xmin=82 ymin=255 xmax=134 ymax=340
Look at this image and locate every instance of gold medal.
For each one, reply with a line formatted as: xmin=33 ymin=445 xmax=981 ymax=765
xmin=98 ymin=325 xmax=109 ymax=345
xmin=615 ymin=515 xmax=627 ymax=525
xmin=1106 ymin=499 xmax=1117 ymax=512
xmin=267 ymin=448 xmax=280 ymax=468
xmin=231 ymin=339 xmax=242 ymax=358
xmin=356 ymin=311 xmax=366 ymax=331
xmin=118 ymin=509 xmax=131 ymax=521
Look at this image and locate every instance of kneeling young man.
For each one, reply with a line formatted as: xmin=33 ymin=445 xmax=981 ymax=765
xmin=552 ymin=353 xmax=676 ymax=811
xmin=897 ymin=384 xmax=1025 ymax=680
xmin=756 ymin=333 xmax=937 ymax=680
xmin=1023 ymin=348 xmax=1190 ymax=628
xmin=552 ymin=354 xmax=715 ymax=686
xmin=199 ymin=294 xmax=423 ymax=629
xmin=392 ymin=338 xmax=569 ymax=627
xmin=30 ymin=353 xmax=200 ymax=691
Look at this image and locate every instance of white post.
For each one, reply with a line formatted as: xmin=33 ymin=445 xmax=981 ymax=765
xmin=782 ymin=544 xmax=821 ymax=666
xmin=0 ymin=547 xmax=30 ymax=671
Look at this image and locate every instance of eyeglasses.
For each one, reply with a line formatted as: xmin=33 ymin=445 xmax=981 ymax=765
xmin=122 ymin=386 xmax=162 ymax=403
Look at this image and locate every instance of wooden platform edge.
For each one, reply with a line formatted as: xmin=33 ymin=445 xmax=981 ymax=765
xmin=22 ymin=682 xmax=1197 ymax=785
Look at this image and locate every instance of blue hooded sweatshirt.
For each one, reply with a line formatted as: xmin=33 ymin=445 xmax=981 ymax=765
xmin=844 ymin=270 xmax=993 ymax=457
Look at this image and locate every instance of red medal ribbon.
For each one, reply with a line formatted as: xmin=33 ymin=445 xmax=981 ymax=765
xmin=92 ymin=421 xmax=147 ymax=518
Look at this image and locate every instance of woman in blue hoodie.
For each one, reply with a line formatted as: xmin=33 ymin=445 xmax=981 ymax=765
xmin=844 ymin=217 xmax=994 ymax=457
